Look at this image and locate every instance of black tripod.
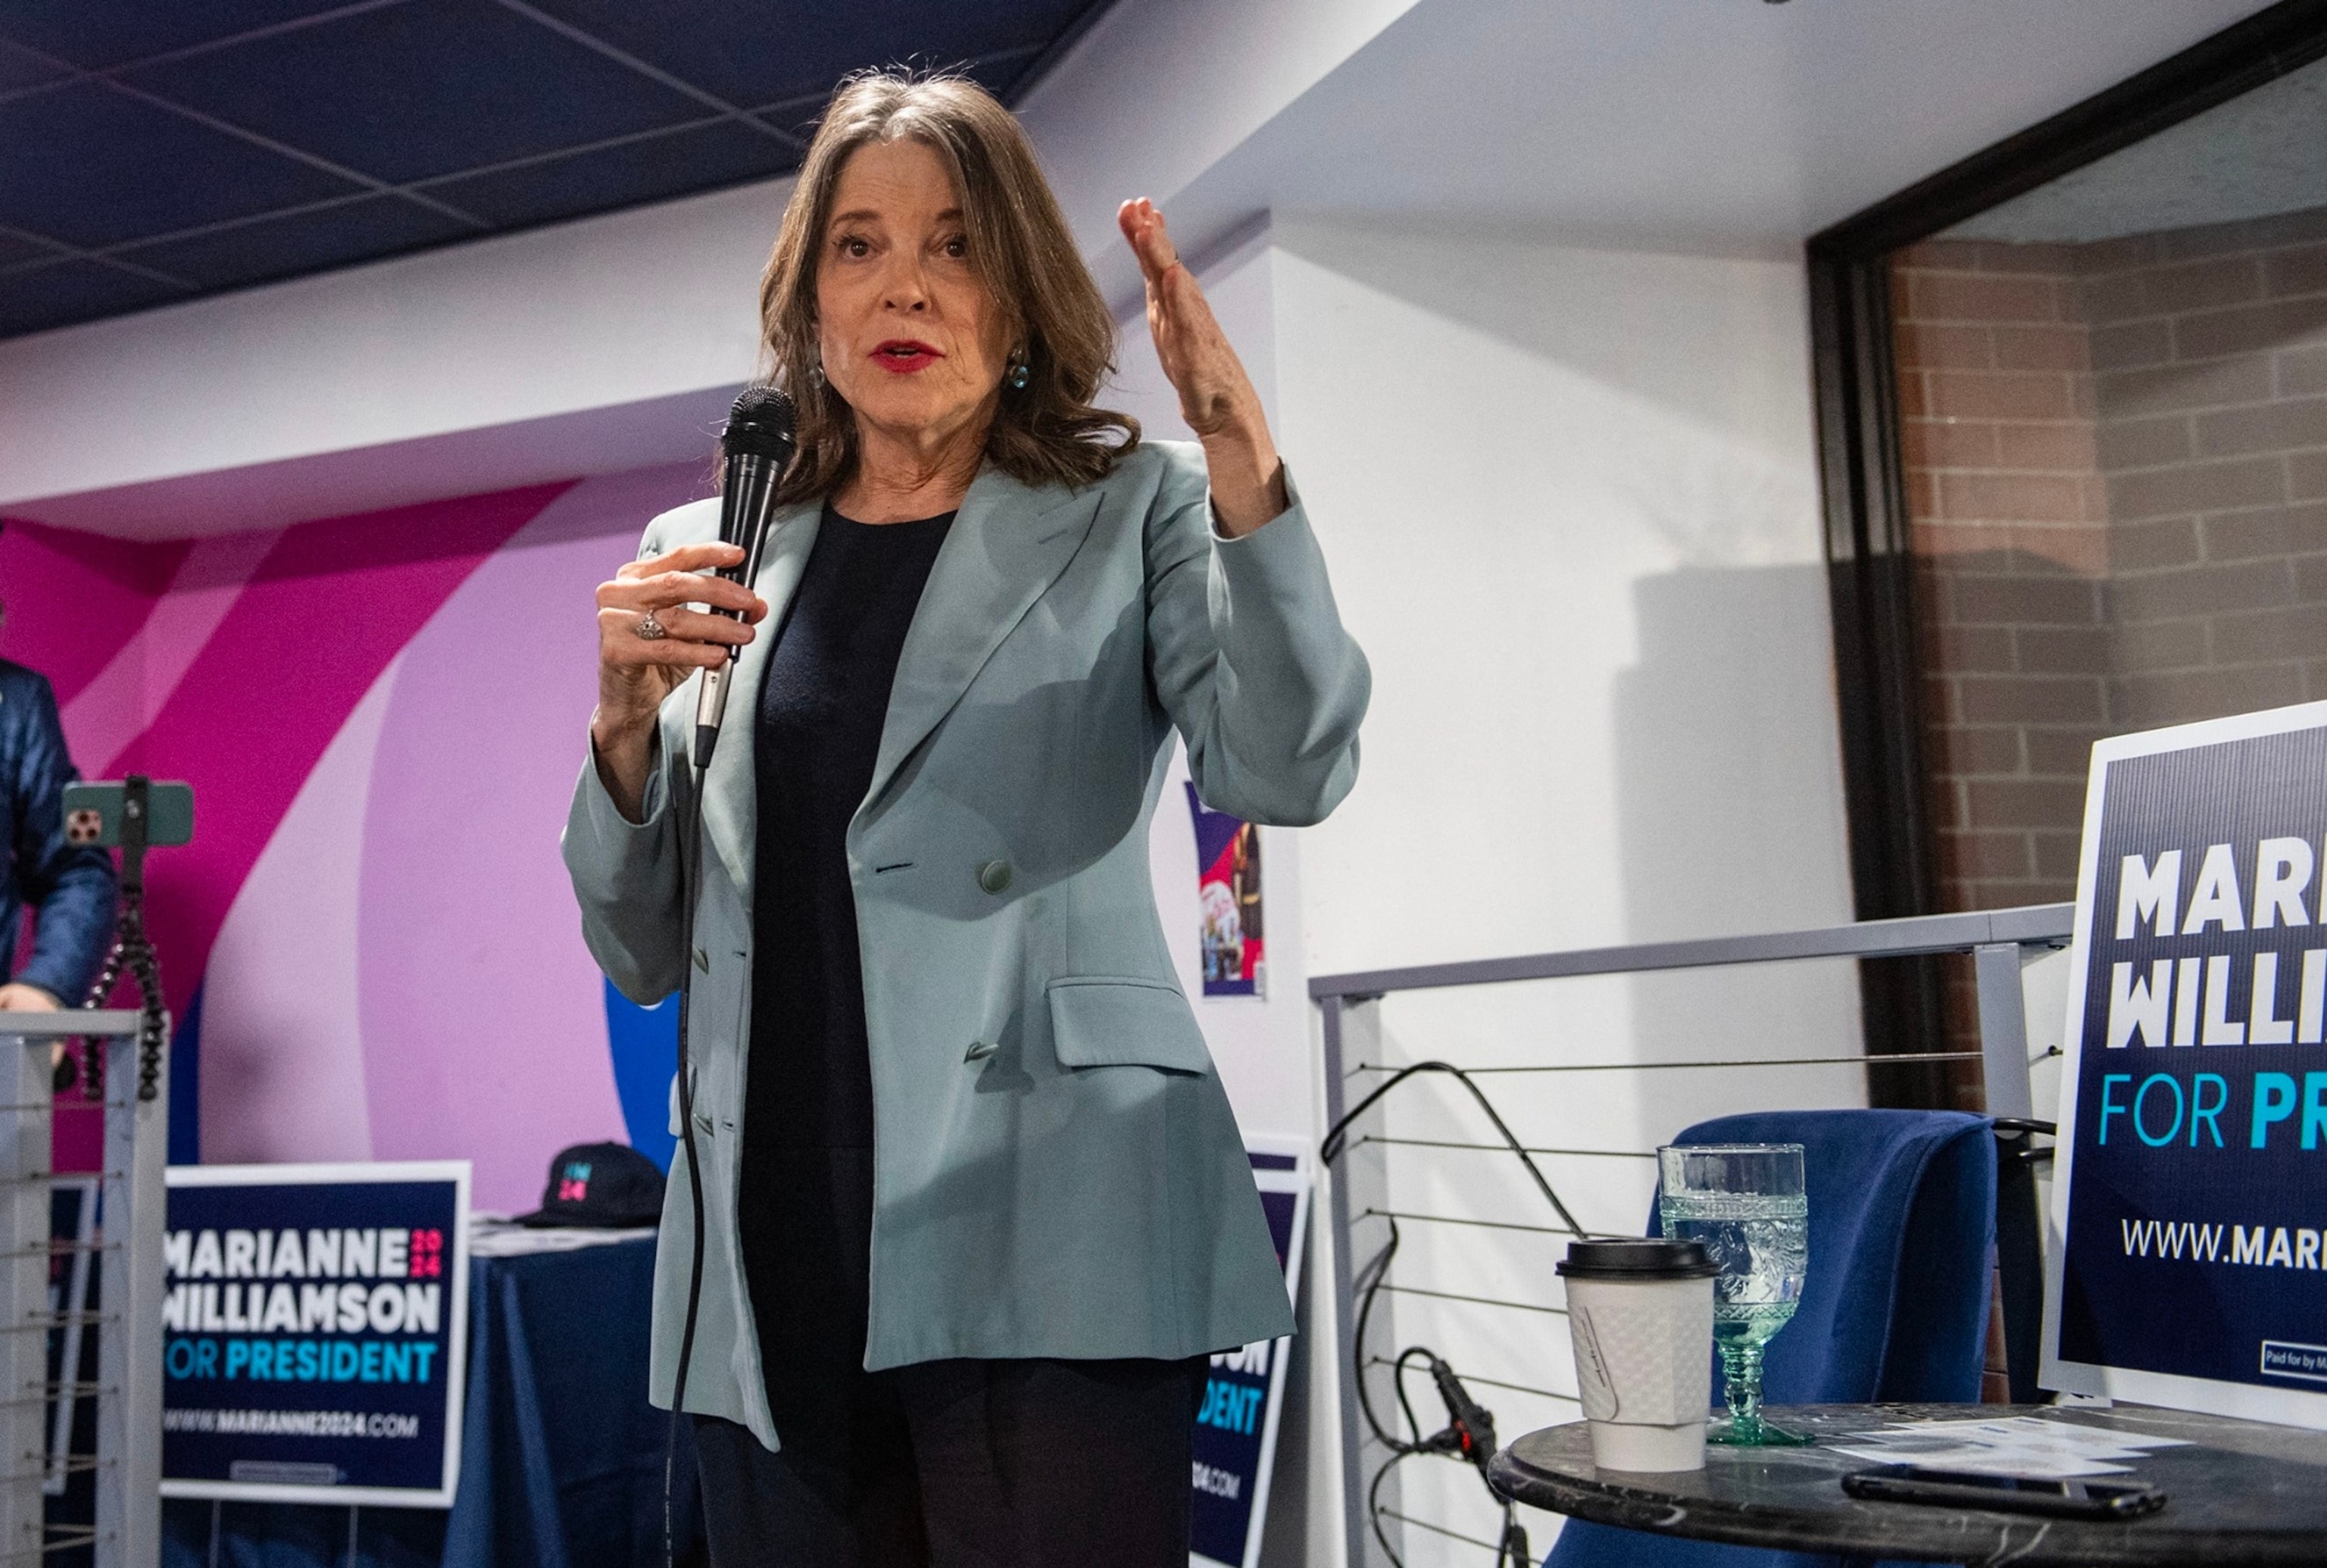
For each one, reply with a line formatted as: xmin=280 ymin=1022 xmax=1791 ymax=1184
xmin=73 ymin=776 xmax=168 ymax=1102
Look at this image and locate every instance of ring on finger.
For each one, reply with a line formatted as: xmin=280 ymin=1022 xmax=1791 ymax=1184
xmin=635 ymin=611 xmax=668 ymax=642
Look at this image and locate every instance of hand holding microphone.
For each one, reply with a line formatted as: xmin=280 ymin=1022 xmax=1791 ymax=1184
xmin=590 ymin=386 xmax=798 ymax=817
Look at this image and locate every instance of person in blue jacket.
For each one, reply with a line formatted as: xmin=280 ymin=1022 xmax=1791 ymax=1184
xmin=0 ymin=620 xmax=119 ymax=1016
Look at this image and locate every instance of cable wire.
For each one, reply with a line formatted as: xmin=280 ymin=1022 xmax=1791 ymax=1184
xmin=664 ymin=754 xmax=712 ymax=1568
xmin=1367 ymin=1448 xmax=1419 ymax=1568
xmin=1326 ymin=1059 xmax=1593 ymax=1566
xmin=1323 ymin=1060 xmax=1591 ymax=1238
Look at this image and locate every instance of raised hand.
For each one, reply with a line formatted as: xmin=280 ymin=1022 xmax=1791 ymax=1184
xmin=1118 ymin=198 xmax=1287 ymax=537
xmin=590 ymin=541 xmax=765 ymax=820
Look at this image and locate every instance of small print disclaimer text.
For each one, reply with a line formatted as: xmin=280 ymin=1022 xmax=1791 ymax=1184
xmin=2260 ymin=1342 xmax=2327 ymax=1385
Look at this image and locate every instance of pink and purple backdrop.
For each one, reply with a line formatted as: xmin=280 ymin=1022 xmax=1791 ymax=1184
xmin=4 ymin=463 xmax=706 ymax=1210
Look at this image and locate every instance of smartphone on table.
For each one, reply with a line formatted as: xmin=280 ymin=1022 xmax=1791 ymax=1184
xmin=1841 ymin=1464 xmax=2166 ymax=1520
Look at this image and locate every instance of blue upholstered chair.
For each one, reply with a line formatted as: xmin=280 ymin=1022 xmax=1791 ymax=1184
xmin=1542 ymin=1109 xmax=1997 ymax=1568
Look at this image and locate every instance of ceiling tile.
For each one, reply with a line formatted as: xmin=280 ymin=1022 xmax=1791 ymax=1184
xmin=0 ymin=1 xmax=368 ymax=73
xmin=0 ymin=82 xmax=363 ymax=248
xmin=523 ymin=0 xmax=1091 ymax=111
xmin=422 ymin=119 xmax=793 ymax=230
xmin=117 ymin=194 xmax=476 ymax=290
xmin=0 ymin=258 xmax=191 ymax=337
xmin=0 ymin=232 xmax=64 ymax=267
xmin=121 ymin=0 xmax=713 ymax=186
xmin=0 ymin=0 xmax=1114 ymax=339
xmin=0 ymin=39 xmax=73 ymax=95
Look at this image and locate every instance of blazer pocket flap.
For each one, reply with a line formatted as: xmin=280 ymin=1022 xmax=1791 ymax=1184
xmin=1048 ymin=979 xmax=1212 ymax=1073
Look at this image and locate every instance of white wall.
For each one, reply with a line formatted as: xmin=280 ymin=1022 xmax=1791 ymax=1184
xmin=1263 ymin=222 xmax=1866 ymax=1562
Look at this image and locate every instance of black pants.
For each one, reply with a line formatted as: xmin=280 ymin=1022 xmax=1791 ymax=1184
xmin=692 ymin=1357 xmax=1202 ymax=1567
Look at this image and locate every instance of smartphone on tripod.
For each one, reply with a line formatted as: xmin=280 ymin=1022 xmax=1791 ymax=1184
xmin=57 ymin=780 xmax=192 ymax=1098
xmin=61 ymin=782 xmax=193 ymax=848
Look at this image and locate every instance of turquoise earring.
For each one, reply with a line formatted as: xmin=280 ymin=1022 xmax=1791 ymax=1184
xmin=1007 ymin=352 xmax=1031 ymax=391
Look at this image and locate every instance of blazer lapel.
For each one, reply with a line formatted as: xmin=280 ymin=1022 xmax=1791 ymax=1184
xmin=700 ymin=501 xmax=820 ymax=903
xmin=862 ymin=467 xmax=1102 ymax=814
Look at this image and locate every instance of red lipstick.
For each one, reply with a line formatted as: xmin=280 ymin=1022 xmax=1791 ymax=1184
xmin=872 ymin=339 xmax=942 ymax=373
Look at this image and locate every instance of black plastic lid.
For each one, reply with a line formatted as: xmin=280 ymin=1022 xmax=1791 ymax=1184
xmin=1557 ymin=1237 xmax=1719 ymax=1279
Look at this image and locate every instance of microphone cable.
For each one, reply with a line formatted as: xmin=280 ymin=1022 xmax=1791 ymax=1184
xmin=660 ymin=385 xmax=795 ymax=1568
xmin=1321 ymin=1060 xmax=1591 ymax=1239
xmin=1322 ymin=1059 xmax=1603 ymax=1566
xmin=664 ymin=746 xmax=712 ymax=1568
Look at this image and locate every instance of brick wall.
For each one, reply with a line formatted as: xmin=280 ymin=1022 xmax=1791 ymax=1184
xmin=2085 ymin=208 xmax=2327 ymax=729
xmin=1893 ymin=241 xmax=2108 ymax=915
xmin=1894 ymin=206 xmax=2327 ymax=916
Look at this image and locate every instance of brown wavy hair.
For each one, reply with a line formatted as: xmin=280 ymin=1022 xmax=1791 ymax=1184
xmin=759 ymin=70 xmax=1139 ymax=504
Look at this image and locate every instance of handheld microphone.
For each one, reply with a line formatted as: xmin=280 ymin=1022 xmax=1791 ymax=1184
xmin=693 ymin=386 xmax=798 ymax=768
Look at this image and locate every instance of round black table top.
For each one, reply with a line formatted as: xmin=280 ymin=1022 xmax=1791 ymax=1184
xmin=1487 ymin=1403 xmax=2327 ymax=1567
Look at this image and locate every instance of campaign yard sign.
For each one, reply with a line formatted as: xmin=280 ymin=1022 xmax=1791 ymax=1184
xmin=1192 ymin=1143 xmax=1310 ymax=1568
xmin=2045 ymin=702 xmax=2327 ymax=1426
xmin=161 ymin=1162 xmax=470 ymax=1505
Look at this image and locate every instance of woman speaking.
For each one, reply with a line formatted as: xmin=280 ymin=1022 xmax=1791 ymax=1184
xmin=564 ymin=69 xmax=1368 ymax=1566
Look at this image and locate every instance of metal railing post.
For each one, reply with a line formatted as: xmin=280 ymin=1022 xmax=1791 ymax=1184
xmin=0 ymin=1012 xmax=152 ymax=1566
xmin=0 ymin=1033 xmax=52 ymax=1563
xmin=1318 ymin=994 xmax=1367 ymax=1568
xmin=96 ymin=1023 xmax=165 ymax=1568
xmin=1971 ymin=942 xmax=2035 ymax=1122
xmin=1974 ymin=942 xmax=2051 ymax=1404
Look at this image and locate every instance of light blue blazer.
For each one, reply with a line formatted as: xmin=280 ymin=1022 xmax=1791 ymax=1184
xmin=562 ymin=440 xmax=1368 ymax=1449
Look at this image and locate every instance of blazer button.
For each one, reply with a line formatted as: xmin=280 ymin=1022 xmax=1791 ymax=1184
xmin=976 ymin=859 xmax=1014 ymax=895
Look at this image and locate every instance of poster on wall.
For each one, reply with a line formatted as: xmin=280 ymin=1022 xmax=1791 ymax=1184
xmin=160 ymin=1161 xmax=471 ymax=1505
xmin=1191 ymin=1140 xmax=1310 ymax=1568
xmin=1186 ymin=782 xmax=1265 ymax=998
xmin=2044 ymin=701 xmax=2327 ymax=1427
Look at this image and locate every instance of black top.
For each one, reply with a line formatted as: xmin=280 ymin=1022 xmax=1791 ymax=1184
xmin=740 ymin=502 xmax=953 ymax=1457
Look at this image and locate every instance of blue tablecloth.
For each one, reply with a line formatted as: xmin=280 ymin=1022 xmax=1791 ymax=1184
xmin=162 ymin=1236 xmax=699 ymax=1568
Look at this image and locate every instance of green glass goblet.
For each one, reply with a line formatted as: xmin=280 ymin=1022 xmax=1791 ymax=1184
xmin=1657 ymin=1142 xmax=1810 ymax=1447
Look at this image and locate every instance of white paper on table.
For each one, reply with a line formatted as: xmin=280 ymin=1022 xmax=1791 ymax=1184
xmin=1826 ymin=1416 xmax=2188 ymax=1479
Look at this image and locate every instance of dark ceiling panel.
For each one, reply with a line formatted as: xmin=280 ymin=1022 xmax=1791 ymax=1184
xmin=0 ymin=81 xmax=363 ymax=248
xmin=120 ymin=0 xmax=717 ymax=185
xmin=523 ymin=0 xmax=1092 ymax=112
xmin=0 ymin=38 xmax=72 ymax=95
xmin=423 ymin=120 xmax=793 ymax=230
xmin=0 ymin=259 xmax=190 ymax=338
xmin=0 ymin=232 xmax=64 ymax=268
xmin=0 ymin=0 xmax=371 ymax=72
xmin=119 ymin=194 xmax=475 ymax=290
xmin=0 ymin=0 xmax=1119 ymax=340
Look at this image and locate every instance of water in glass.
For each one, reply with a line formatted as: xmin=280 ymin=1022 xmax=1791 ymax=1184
xmin=1657 ymin=1143 xmax=1808 ymax=1446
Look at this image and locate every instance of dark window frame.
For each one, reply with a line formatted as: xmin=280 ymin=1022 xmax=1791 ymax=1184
xmin=1810 ymin=0 xmax=2327 ymax=1079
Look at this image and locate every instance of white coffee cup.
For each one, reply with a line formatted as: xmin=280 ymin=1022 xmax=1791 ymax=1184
xmin=1557 ymin=1237 xmax=1719 ymax=1472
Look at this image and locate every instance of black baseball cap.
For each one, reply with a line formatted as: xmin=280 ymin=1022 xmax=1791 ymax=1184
xmin=514 ymin=1142 xmax=666 ymax=1229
